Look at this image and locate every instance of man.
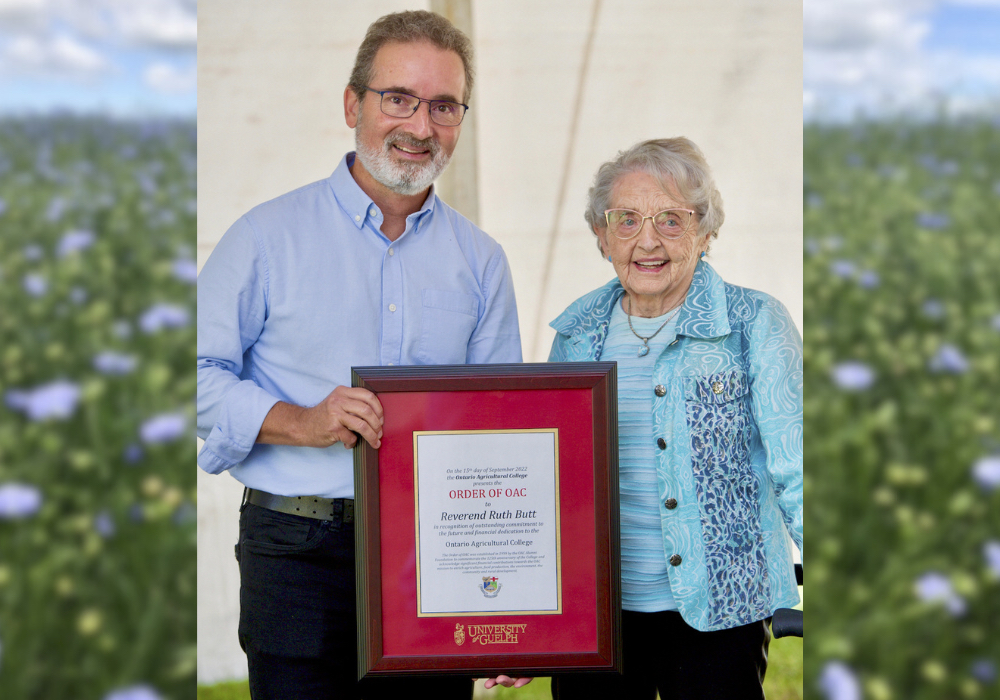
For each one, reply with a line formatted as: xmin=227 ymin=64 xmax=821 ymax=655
xmin=197 ymin=11 xmax=523 ymax=699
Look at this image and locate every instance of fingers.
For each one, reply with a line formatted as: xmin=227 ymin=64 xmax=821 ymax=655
xmin=482 ymin=675 xmax=532 ymax=689
xmin=326 ymin=386 xmax=384 ymax=448
xmin=297 ymin=386 xmax=385 ymax=448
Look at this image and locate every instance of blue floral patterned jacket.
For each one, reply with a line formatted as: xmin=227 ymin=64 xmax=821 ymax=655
xmin=549 ymin=261 xmax=803 ymax=632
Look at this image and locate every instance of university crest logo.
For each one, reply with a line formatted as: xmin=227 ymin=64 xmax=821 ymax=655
xmin=454 ymin=623 xmax=465 ymax=646
xmin=480 ymin=575 xmax=502 ymax=598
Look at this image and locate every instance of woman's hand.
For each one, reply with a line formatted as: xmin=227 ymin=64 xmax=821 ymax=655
xmin=483 ymin=675 xmax=534 ymax=689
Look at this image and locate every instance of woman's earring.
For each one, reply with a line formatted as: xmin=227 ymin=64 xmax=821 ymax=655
xmin=700 ymin=251 xmax=706 ymax=259
xmin=607 ymin=255 xmax=612 ymax=262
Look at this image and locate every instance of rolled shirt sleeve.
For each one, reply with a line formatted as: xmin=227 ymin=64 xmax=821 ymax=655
xmin=196 ymin=217 xmax=280 ymax=474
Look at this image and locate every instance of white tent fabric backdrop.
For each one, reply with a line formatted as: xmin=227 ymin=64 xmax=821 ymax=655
xmin=197 ymin=0 xmax=802 ymax=683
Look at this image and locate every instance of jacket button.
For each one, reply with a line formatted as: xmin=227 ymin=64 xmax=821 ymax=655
xmin=711 ymin=381 xmax=724 ymax=394
xmin=664 ymin=498 xmax=677 ymax=510
xmin=654 ymin=384 xmax=666 ymax=397
xmin=656 ymin=438 xmax=666 ymax=450
xmin=669 ymin=554 xmax=682 ymax=566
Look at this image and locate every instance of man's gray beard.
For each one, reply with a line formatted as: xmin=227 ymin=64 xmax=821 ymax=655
xmin=355 ymin=129 xmax=451 ymax=196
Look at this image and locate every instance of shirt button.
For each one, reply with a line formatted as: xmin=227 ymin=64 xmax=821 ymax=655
xmin=388 ymin=362 xmax=394 ymax=366
xmin=712 ymin=381 xmax=724 ymax=395
xmin=370 ymin=208 xmax=377 ymax=216
xmin=388 ymin=304 xmax=397 ymax=312
xmin=355 ymin=214 xmax=361 ymax=222
xmin=669 ymin=554 xmax=682 ymax=566
xmin=654 ymin=384 xmax=666 ymax=397
xmin=664 ymin=498 xmax=677 ymax=510
xmin=656 ymin=438 xmax=666 ymax=450
xmin=388 ymin=248 xmax=394 ymax=256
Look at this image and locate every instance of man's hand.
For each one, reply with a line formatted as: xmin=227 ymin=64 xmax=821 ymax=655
xmin=257 ymin=386 xmax=383 ymax=449
xmin=482 ymin=676 xmax=533 ymax=690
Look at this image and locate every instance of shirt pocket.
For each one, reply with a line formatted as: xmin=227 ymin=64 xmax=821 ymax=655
xmin=684 ymin=369 xmax=755 ymax=487
xmin=416 ymin=289 xmax=479 ymax=364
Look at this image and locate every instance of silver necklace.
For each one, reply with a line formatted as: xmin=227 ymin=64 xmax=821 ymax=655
xmin=626 ymin=296 xmax=680 ymax=357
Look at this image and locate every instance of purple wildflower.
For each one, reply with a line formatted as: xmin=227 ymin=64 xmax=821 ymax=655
xmin=139 ymin=303 xmax=190 ymax=333
xmin=46 ymin=196 xmax=66 ymax=222
xmin=984 ymin=541 xmax=1000 ymax=576
xmin=69 ymin=287 xmax=87 ymax=305
xmin=140 ymin=413 xmax=187 ymax=444
xmin=817 ymin=661 xmax=861 ymax=700
xmin=806 ymin=193 xmax=823 ymax=208
xmin=830 ymin=260 xmax=856 ymax=279
xmin=922 ymin=299 xmax=945 ymax=319
xmin=831 ymin=362 xmax=875 ymax=391
xmin=929 ymin=344 xmax=968 ymax=374
xmin=94 ymin=510 xmax=116 ymax=538
xmin=23 ymin=273 xmax=48 ymax=297
xmin=0 ymin=197 xmax=5 ymax=215
xmin=858 ymin=270 xmax=879 ymax=289
xmin=23 ymin=244 xmax=43 ymax=261
xmin=173 ymin=501 xmax=196 ymax=526
xmin=113 ymin=320 xmax=133 ymax=339
xmin=128 ymin=503 xmax=145 ymax=523
xmin=991 ymin=314 xmax=1000 ymax=332
xmin=103 ymin=684 xmax=162 ymax=700
xmin=972 ymin=456 xmax=1000 ymax=490
xmin=93 ymin=351 xmax=138 ymax=376
xmin=57 ymin=229 xmax=95 ymax=257
xmin=0 ymin=483 xmax=43 ymax=519
xmin=123 ymin=443 xmax=144 ymax=465
xmin=172 ymin=259 xmax=198 ymax=284
xmin=917 ymin=212 xmax=950 ymax=230
xmin=5 ymin=380 xmax=81 ymax=421
xmin=914 ymin=572 xmax=966 ymax=616
xmin=938 ymin=160 xmax=958 ymax=176
xmin=805 ymin=239 xmax=821 ymax=256
xmin=972 ymin=659 xmax=997 ymax=684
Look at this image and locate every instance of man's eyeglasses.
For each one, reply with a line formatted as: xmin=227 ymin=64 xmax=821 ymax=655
xmin=364 ymin=87 xmax=468 ymax=127
xmin=603 ymin=208 xmax=697 ymax=240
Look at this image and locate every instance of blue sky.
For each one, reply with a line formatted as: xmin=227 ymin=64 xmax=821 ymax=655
xmin=0 ymin=0 xmax=195 ymax=117
xmin=804 ymin=0 xmax=1000 ymax=120
xmin=1 ymin=1 xmax=996 ymax=121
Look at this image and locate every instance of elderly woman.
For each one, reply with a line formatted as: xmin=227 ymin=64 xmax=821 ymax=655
xmin=548 ymin=138 xmax=802 ymax=698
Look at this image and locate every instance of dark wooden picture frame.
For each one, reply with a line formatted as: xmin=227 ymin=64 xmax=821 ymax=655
xmin=352 ymin=362 xmax=621 ymax=679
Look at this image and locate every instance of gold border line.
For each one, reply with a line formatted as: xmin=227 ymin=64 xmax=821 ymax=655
xmin=413 ymin=429 xmax=562 ymax=618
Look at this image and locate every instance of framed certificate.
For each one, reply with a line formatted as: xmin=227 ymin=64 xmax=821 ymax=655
xmin=352 ymin=362 xmax=621 ymax=679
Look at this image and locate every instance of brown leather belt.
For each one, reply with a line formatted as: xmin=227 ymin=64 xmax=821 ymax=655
xmin=246 ymin=488 xmax=354 ymax=523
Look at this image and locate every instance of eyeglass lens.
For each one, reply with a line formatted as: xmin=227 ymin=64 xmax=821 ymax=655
xmin=607 ymin=209 xmax=691 ymax=238
xmin=379 ymin=91 xmax=465 ymax=126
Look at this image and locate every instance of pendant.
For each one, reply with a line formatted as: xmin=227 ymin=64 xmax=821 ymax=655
xmin=637 ymin=345 xmax=650 ymax=357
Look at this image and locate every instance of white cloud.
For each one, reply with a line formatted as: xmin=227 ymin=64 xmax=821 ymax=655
xmin=143 ymin=60 xmax=194 ymax=94
xmin=109 ymin=0 xmax=196 ymax=49
xmin=804 ymin=0 xmax=1000 ymax=120
xmin=2 ymin=32 xmax=108 ymax=77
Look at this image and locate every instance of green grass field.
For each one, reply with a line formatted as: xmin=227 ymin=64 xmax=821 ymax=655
xmin=804 ymin=119 xmax=1000 ymax=697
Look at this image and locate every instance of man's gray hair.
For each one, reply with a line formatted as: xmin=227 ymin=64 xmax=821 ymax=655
xmin=348 ymin=10 xmax=475 ymax=104
xmin=585 ymin=138 xmax=725 ymax=253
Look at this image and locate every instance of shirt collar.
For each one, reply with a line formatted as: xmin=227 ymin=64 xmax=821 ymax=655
xmin=329 ymin=152 xmax=437 ymax=233
xmin=550 ymin=260 xmax=731 ymax=340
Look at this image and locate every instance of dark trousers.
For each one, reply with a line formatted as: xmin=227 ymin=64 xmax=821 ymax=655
xmin=551 ymin=610 xmax=770 ymax=700
xmin=236 ymin=502 xmax=474 ymax=700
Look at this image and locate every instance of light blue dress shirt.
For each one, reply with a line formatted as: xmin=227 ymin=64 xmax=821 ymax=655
xmin=549 ymin=261 xmax=802 ymax=632
xmin=197 ymin=153 xmax=522 ymax=498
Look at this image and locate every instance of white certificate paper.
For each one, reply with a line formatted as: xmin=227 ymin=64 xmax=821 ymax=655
xmin=413 ymin=430 xmax=561 ymax=616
